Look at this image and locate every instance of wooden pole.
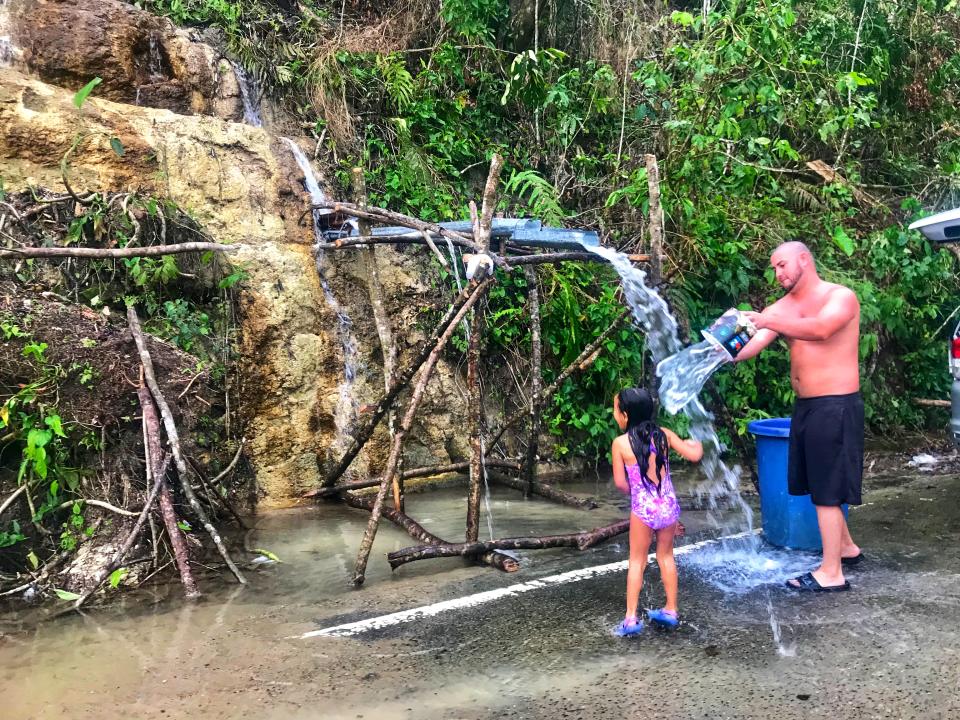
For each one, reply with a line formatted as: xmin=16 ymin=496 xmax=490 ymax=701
xmin=138 ymin=382 xmax=200 ymax=599
xmin=521 ymin=266 xmax=542 ymax=496
xmin=644 ymin=154 xmax=664 ymax=286
xmin=344 ymin=493 xmax=518 ymax=573
xmin=487 ymin=470 xmax=598 ymax=510
xmin=386 ymin=518 xmax=629 ymax=569
xmin=466 ymin=154 xmax=503 ymax=544
xmin=310 ymin=459 xmax=522 ymax=498
xmin=0 ymin=242 xmax=238 ymax=259
xmin=352 ymin=277 xmax=495 ymax=586
xmin=351 ymin=167 xmax=400 ymax=509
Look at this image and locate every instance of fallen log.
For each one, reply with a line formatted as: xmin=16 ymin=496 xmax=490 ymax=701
xmin=386 ymin=519 xmax=629 ymax=570
xmin=487 ymin=470 xmax=599 ymax=510
xmin=73 ymin=453 xmax=172 ymax=609
xmin=0 ymin=242 xmax=238 ymax=259
xmin=343 ymin=493 xmax=518 ymax=573
xmin=309 ymin=459 xmax=522 ymax=498
xmin=914 ymin=398 xmax=951 ymax=408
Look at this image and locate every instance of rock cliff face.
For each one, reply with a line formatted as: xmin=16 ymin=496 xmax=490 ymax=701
xmin=0 ymin=1 xmax=471 ymax=505
xmin=6 ymin=0 xmax=245 ymax=120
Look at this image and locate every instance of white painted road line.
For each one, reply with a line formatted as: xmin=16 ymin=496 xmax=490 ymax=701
xmin=300 ymin=528 xmax=761 ymax=639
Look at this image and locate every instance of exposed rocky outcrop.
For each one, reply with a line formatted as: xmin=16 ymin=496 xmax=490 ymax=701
xmin=0 ymin=58 xmax=470 ymax=505
xmin=5 ymin=0 xmax=245 ymax=120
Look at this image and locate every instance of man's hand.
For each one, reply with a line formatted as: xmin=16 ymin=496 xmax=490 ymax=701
xmin=742 ymin=309 xmax=777 ymax=331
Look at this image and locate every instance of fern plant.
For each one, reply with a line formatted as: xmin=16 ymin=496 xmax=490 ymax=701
xmin=503 ymin=169 xmax=565 ymax=226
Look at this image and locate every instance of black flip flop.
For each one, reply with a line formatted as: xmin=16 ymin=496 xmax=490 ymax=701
xmin=841 ymin=553 xmax=865 ymax=566
xmin=785 ymin=572 xmax=851 ymax=593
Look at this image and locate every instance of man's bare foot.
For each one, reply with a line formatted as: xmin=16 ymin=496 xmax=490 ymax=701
xmin=840 ymin=543 xmax=861 ymax=559
xmin=810 ymin=568 xmax=846 ymax=588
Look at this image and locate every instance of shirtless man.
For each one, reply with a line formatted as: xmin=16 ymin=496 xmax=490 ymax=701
xmin=738 ymin=242 xmax=863 ymax=592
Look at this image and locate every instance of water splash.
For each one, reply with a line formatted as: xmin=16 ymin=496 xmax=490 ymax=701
xmin=657 ymin=339 xmax=730 ymax=415
xmin=280 ymin=137 xmax=359 ymax=453
xmin=681 ymin=536 xmax=819 ymax=594
xmin=232 ymin=63 xmax=263 ymax=127
xmin=581 ymin=243 xmax=748 ymax=520
xmin=583 ymin=243 xmax=794 ymax=652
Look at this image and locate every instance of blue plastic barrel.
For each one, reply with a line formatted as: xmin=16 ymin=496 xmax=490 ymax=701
xmin=747 ymin=418 xmax=846 ymax=550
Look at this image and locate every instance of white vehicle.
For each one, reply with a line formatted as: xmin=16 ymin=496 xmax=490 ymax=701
xmin=909 ymin=209 xmax=960 ymax=445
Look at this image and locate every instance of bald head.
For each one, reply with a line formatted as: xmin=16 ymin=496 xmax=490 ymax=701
xmin=772 ymin=241 xmax=813 ymax=263
xmin=770 ymin=242 xmax=816 ymax=293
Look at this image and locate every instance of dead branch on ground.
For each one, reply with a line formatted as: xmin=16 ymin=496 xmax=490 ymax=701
xmin=386 ymin=519 xmax=629 ymax=570
xmin=127 ymin=306 xmax=247 ymax=585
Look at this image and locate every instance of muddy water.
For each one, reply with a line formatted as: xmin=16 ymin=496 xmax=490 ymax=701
xmin=4 ymin=470 xmax=960 ymax=719
xmin=0 ymin=479 xmax=628 ymax=718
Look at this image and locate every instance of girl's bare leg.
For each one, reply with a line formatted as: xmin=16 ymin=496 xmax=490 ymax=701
xmin=626 ymin=513 xmax=653 ymax=619
xmin=655 ymin=522 xmax=679 ymax=614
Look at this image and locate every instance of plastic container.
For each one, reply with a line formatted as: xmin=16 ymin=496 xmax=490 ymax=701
xmin=747 ymin=417 xmax=847 ymax=550
xmin=702 ymin=308 xmax=757 ymax=360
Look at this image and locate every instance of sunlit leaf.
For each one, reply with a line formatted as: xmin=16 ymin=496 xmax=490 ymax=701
xmin=73 ymin=77 xmax=102 ymax=109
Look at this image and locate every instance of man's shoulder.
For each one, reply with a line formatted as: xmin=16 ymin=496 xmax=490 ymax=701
xmin=823 ymin=282 xmax=859 ymax=304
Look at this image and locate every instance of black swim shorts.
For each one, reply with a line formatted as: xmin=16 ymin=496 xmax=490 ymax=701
xmin=788 ymin=392 xmax=864 ymax=506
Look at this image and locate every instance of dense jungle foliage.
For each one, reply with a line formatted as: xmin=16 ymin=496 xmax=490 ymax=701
xmin=143 ymin=0 xmax=960 ymax=458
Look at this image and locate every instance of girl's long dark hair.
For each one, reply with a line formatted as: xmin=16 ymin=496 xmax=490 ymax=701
xmin=617 ymin=387 xmax=668 ymax=493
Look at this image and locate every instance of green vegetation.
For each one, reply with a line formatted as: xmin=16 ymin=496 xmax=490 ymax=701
xmin=145 ymin=0 xmax=960 ymax=457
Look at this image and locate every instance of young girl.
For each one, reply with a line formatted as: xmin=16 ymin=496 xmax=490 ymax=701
xmin=611 ymin=387 xmax=703 ymax=636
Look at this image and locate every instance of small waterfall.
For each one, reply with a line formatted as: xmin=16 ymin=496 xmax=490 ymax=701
xmin=0 ymin=0 xmax=20 ymax=68
xmin=232 ymin=63 xmax=263 ymax=128
xmin=443 ymin=237 xmax=471 ymax=341
xmin=280 ymin=137 xmax=359 ymax=452
xmin=147 ymin=34 xmax=164 ymax=80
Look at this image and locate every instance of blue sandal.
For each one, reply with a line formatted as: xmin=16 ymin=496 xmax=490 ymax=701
xmin=647 ymin=608 xmax=680 ymax=628
xmin=613 ymin=617 xmax=644 ymax=637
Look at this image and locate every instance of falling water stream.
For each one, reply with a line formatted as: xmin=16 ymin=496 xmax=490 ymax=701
xmin=232 ymin=62 xmax=263 ymax=127
xmin=0 ymin=0 xmax=20 ymax=67
xmin=280 ymin=137 xmax=359 ymax=454
xmin=657 ymin=339 xmax=730 ymax=415
xmin=583 ymin=243 xmax=795 ymax=651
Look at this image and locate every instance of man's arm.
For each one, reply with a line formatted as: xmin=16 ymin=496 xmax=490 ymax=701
xmin=745 ymin=288 xmax=858 ymax=342
xmin=733 ymin=328 xmax=779 ymax=362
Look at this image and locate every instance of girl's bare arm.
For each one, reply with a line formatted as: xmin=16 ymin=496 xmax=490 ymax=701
xmin=611 ymin=440 xmax=630 ymax=494
xmin=663 ymin=427 xmax=704 ymax=462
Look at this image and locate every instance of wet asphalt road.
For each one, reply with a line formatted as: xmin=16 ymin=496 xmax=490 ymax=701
xmin=306 ymin=471 xmax=960 ymax=720
xmin=3 ymin=468 xmax=960 ymax=719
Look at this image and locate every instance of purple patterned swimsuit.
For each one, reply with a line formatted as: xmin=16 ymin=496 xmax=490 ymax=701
xmin=627 ymin=445 xmax=681 ymax=530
